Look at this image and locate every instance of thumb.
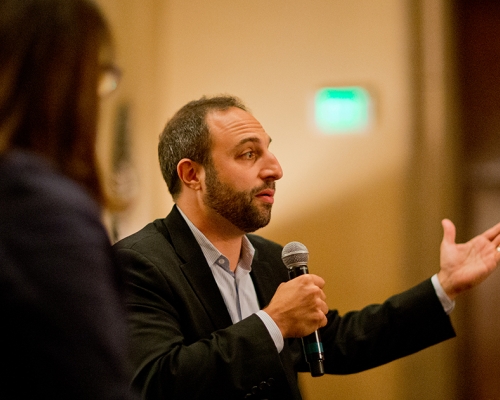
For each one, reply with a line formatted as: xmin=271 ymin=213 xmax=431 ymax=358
xmin=441 ymin=218 xmax=456 ymax=246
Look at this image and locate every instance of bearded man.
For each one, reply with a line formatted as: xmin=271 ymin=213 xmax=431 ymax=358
xmin=113 ymin=95 xmax=500 ymax=400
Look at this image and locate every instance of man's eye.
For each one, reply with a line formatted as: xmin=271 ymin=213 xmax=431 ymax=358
xmin=242 ymin=151 xmax=255 ymax=159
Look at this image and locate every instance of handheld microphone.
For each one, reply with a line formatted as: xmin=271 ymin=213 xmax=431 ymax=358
xmin=281 ymin=241 xmax=325 ymax=377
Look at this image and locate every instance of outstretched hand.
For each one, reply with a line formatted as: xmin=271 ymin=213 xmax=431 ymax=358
xmin=438 ymin=218 xmax=500 ymax=300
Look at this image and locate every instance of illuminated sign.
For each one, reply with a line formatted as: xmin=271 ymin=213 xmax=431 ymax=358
xmin=315 ymin=87 xmax=372 ymax=134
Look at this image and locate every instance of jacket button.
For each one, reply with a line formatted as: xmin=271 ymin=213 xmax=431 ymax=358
xmin=267 ymin=377 xmax=275 ymax=386
xmin=251 ymin=386 xmax=259 ymax=394
xmin=259 ymin=381 xmax=267 ymax=390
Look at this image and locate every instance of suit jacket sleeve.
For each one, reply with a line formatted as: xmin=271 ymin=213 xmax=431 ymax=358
xmin=247 ymin=234 xmax=456 ymax=376
xmin=319 ymin=279 xmax=456 ymax=374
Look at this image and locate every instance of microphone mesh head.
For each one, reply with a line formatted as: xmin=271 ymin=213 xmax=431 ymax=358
xmin=281 ymin=241 xmax=309 ymax=268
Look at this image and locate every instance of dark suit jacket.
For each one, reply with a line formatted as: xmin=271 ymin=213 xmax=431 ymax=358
xmin=114 ymin=206 xmax=456 ymax=400
xmin=0 ymin=150 xmax=136 ymax=400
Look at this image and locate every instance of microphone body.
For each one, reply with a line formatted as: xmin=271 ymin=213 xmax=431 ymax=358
xmin=282 ymin=242 xmax=325 ymax=377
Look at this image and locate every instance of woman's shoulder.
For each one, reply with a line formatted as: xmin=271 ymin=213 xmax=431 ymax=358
xmin=0 ymin=150 xmax=107 ymax=248
xmin=0 ymin=150 xmax=100 ymax=217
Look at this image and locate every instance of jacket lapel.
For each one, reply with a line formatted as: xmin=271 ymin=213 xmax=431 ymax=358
xmin=249 ymin=244 xmax=287 ymax=309
xmin=157 ymin=206 xmax=233 ymax=330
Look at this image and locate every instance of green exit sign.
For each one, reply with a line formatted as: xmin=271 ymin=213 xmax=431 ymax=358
xmin=315 ymin=87 xmax=372 ymax=134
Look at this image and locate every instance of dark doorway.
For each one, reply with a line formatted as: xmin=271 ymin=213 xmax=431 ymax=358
xmin=454 ymin=0 xmax=500 ymax=398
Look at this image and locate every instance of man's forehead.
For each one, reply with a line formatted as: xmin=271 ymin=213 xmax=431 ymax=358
xmin=206 ymin=107 xmax=254 ymax=127
xmin=206 ymin=107 xmax=271 ymax=143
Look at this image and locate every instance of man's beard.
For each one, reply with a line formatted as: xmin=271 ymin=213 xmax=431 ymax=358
xmin=204 ymin=164 xmax=274 ymax=233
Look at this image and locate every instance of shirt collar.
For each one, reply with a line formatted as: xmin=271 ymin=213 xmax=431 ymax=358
xmin=176 ymin=205 xmax=255 ymax=272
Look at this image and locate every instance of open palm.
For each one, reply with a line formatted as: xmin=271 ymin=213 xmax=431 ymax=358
xmin=438 ymin=218 xmax=500 ymax=300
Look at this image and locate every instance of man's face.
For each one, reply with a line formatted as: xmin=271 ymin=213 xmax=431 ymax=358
xmin=203 ymin=107 xmax=283 ymax=233
xmin=204 ymin=162 xmax=275 ymax=232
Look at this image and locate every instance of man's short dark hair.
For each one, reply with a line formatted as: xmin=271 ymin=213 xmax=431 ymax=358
xmin=158 ymin=95 xmax=248 ymax=200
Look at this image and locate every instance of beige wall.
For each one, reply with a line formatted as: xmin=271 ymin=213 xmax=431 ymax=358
xmin=95 ymin=1 xmax=459 ymax=399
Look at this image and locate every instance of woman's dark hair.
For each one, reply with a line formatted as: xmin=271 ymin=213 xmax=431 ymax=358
xmin=0 ymin=0 xmax=112 ymax=205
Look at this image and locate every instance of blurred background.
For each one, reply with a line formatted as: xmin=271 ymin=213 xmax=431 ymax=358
xmin=95 ymin=0 xmax=500 ymax=399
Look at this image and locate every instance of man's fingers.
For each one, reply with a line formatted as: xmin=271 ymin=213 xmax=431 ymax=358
xmin=441 ymin=219 xmax=456 ymax=246
xmin=309 ymin=274 xmax=325 ymax=289
xmin=481 ymin=221 xmax=500 ymax=241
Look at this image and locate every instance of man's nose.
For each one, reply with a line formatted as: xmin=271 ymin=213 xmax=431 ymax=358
xmin=261 ymin=152 xmax=283 ymax=181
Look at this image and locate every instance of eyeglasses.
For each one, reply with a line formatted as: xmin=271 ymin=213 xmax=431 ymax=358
xmin=98 ymin=64 xmax=121 ymax=97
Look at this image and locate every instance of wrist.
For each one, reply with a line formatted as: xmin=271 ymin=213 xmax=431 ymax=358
xmin=436 ymin=271 xmax=457 ymax=301
xmin=432 ymin=273 xmax=456 ymax=314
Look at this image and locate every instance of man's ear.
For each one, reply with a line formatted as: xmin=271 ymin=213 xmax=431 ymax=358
xmin=177 ymin=158 xmax=204 ymax=191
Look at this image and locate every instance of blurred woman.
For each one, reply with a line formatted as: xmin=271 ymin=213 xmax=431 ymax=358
xmin=0 ymin=0 xmax=135 ymax=398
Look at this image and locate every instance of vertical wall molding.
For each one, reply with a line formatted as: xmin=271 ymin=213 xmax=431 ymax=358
xmin=402 ymin=0 xmax=460 ymax=398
